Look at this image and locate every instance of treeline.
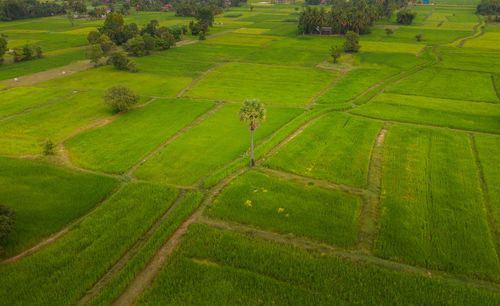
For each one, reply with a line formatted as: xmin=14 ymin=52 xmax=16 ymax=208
xmin=173 ymin=0 xmax=246 ymax=17
xmin=476 ymin=0 xmax=500 ymax=16
xmin=299 ymin=0 xmax=409 ymax=34
xmin=0 ymin=0 xmax=65 ymax=21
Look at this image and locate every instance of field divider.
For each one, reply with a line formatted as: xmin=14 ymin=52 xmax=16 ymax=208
xmin=76 ymin=190 xmax=188 ymax=306
xmin=357 ymin=125 xmax=389 ymax=253
xmin=257 ymin=167 xmax=366 ymax=197
xmin=307 ymin=71 xmax=348 ymax=108
xmin=176 ymin=62 xmax=228 ymax=98
xmin=0 ymin=90 xmax=78 ymax=122
xmin=125 ymin=102 xmax=225 ymax=178
xmin=348 ymin=112 xmax=500 ymax=136
xmin=491 ymin=74 xmax=500 ymax=102
xmin=197 ymin=216 xmax=500 ymax=293
xmin=111 ymin=167 xmax=247 ymax=305
xmin=469 ymin=134 xmax=500 ymax=265
xmin=1 ymin=181 xmax=128 ymax=265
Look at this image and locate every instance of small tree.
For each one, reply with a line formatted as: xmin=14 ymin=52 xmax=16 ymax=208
xmin=87 ymin=30 xmax=101 ymax=44
xmin=103 ymin=85 xmax=139 ymax=113
xmin=109 ymin=51 xmax=137 ymax=72
xmin=199 ymin=31 xmax=206 ymax=40
xmin=85 ymin=44 xmax=104 ymax=67
xmin=343 ymin=31 xmax=360 ymax=53
xmin=42 ymin=139 xmax=56 ymax=155
xmin=0 ymin=37 xmax=7 ymax=65
xmin=415 ymin=33 xmax=423 ymax=42
xmin=397 ymin=9 xmax=417 ymax=25
xmin=0 ymin=205 xmax=15 ymax=255
xmin=330 ymin=45 xmax=342 ymax=63
xmin=98 ymin=34 xmax=115 ymax=54
xmin=239 ymin=99 xmax=266 ymax=167
xmin=125 ymin=35 xmax=147 ymax=56
xmin=385 ymin=28 xmax=393 ymax=36
xmin=196 ymin=7 xmax=214 ymax=30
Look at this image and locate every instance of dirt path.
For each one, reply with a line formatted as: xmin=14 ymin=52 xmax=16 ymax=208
xmin=111 ymin=168 xmax=247 ymax=306
xmin=198 ymin=217 xmax=500 ymax=293
xmin=77 ymin=191 xmax=187 ymax=306
xmin=356 ymin=126 xmax=388 ymax=252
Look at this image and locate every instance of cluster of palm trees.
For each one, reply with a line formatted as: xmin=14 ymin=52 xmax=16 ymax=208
xmin=298 ymin=0 xmax=400 ymax=34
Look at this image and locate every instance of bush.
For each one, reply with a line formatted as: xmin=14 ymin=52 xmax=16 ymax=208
xmin=103 ymin=85 xmax=140 ymax=113
xmin=109 ymin=51 xmax=137 ymax=72
xmin=224 ymin=13 xmax=242 ymax=17
xmin=125 ymin=35 xmax=148 ymax=56
xmin=97 ymin=34 xmax=115 ymax=54
xmin=13 ymin=44 xmax=42 ymax=62
xmin=199 ymin=31 xmax=206 ymax=40
xmin=85 ymin=44 xmax=104 ymax=67
xmin=343 ymin=31 xmax=360 ymax=53
xmin=330 ymin=45 xmax=343 ymax=63
xmin=397 ymin=9 xmax=417 ymax=25
xmin=0 ymin=205 xmax=15 ymax=253
xmin=169 ymin=24 xmax=187 ymax=41
xmin=87 ymin=30 xmax=101 ymax=44
xmin=0 ymin=37 xmax=6 ymax=65
xmin=42 ymin=139 xmax=56 ymax=155
xmin=385 ymin=28 xmax=394 ymax=36
xmin=416 ymin=33 xmax=423 ymax=41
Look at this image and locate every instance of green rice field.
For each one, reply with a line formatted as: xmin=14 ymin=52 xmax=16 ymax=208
xmin=1 ymin=0 xmax=500 ymax=304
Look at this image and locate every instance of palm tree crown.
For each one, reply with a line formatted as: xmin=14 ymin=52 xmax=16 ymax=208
xmin=239 ymin=99 xmax=265 ymax=131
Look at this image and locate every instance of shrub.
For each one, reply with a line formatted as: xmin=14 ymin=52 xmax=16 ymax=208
xmin=13 ymin=44 xmax=42 ymax=62
xmin=344 ymin=31 xmax=360 ymax=53
xmin=85 ymin=44 xmax=104 ymax=67
xmin=97 ymin=34 xmax=115 ymax=54
xmin=103 ymin=85 xmax=140 ymax=113
xmin=199 ymin=31 xmax=206 ymax=40
xmin=169 ymin=24 xmax=187 ymax=41
xmin=87 ymin=30 xmax=101 ymax=44
xmin=125 ymin=35 xmax=148 ymax=56
xmin=0 ymin=205 xmax=16 ymax=253
xmin=0 ymin=37 xmax=6 ymax=65
xmin=385 ymin=28 xmax=394 ymax=36
xmin=109 ymin=51 xmax=137 ymax=72
xmin=42 ymin=139 xmax=56 ymax=155
xmin=416 ymin=33 xmax=423 ymax=41
xmin=142 ymin=33 xmax=155 ymax=50
xmin=330 ymin=45 xmax=343 ymax=63
xmin=224 ymin=13 xmax=242 ymax=17
xmin=397 ymin=9 xmax=417 ymax=25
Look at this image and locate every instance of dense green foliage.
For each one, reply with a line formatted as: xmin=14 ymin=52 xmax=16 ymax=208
xmin=103 ymin=85 xmax=140 ymax=113
xmin=0 ymin=0 xmax=65 ymax=21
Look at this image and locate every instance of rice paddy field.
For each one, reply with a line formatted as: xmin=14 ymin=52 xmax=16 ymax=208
xmin=1 ymin=0 xmax=500 ymax=304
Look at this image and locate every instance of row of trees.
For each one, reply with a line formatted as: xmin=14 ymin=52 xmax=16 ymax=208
xmin=0 ymin=37 xmax=43 ymax=65
xmin=0 ymin=0 xmax=65 ymax=21
xmin=298 ymin=0 xmax=412 ymax=34
xmin=477 ymin=0 xmax=500 ymax=16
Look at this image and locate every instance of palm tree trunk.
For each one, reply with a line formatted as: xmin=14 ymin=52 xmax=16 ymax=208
xmin=250 ymin=129 xmax=255 ymax=166
xmin=136 ymin=9 xmax=139 ymax=26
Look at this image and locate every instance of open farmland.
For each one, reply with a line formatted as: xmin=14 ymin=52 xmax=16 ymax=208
xmin=1 ymin=0 xmax=500 ymax=304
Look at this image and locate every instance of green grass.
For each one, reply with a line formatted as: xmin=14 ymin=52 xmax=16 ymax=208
xmin=39 ymin=65 xmax=193 ymax=97
xmin=160 ymin=42 xmax=260 ymax=62
xmin=241 ymin=45 xmax=328 ymax=67
xmin=208 ymin=170 xmax=361 ymax=246
xmin=0 ymin=50 xmax=85 ymax=81
xmin=185 ymin=62 xmax=338 ymax=106
xmin=437 ymin=46 xmax=500 ymax=73
xmin=317 ymin=68 xmax=398 ymax=104
xmin=134 ymin=103 xmax=302 ymax=185
xmin=205 ymin=33 xmax=282 ymax=47
xmin=0 ymin=182 xmax=177 ymax=305
xmin=0 ymin=156 xmax=118 ymax=258
xmin=0 ymin=91 xmax=111 ymax=145
xmin=463 ymin=32 xmax=500 ymax=50
xmin=387 ymin=67 xmax=499 ymax=103
xmin=264 ymin=112 xmax=382 ymax=187
xmin=351 ymin=93 xmax=500 ymax=134
xmin=65 ymin=98 xmax=215 ymax=174
xmin=136 ymin=223 xmax=500 ymax=305
xmin=375 ymin=125 xmax=499 ymax=279
xmin=89 ymin=192 xmax=204 ymax=306
xmin=474 ymin=134 xmax=500 ymax=250
xmin=0 ymin=87 xmax=71 ymax=118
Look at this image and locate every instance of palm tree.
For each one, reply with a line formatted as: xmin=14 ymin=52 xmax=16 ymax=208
xmin=239 ymin=99 xmax=265 ymax=167
xmin=130 ymin=0 xmax=142 ymax=25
